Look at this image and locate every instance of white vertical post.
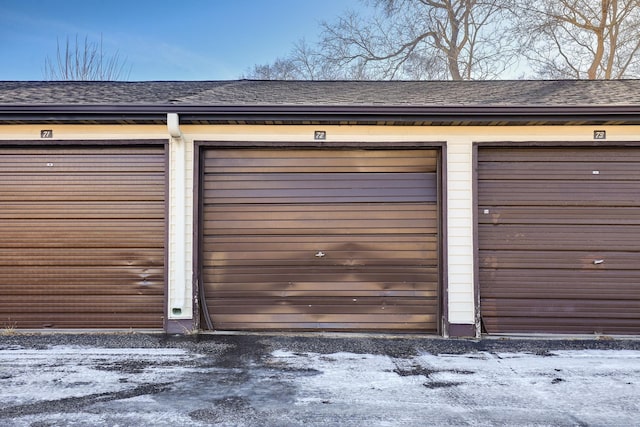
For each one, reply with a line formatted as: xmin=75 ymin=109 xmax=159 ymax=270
xmin=167 ymin=113 xmax=191 ymax=323
xmin=446 ymin=139 xmax=476 ymax=333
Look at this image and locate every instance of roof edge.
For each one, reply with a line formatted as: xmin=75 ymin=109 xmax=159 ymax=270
xmin=0 ymin=104 xmax=639 ymax=125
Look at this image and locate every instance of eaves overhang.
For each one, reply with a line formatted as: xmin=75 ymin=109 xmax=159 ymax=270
xmin=0 ymin=104 xmax=639 ymax=126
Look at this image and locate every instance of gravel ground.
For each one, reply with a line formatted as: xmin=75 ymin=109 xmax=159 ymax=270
xmin=1 ymin=332 xmax=639 ymax=426
xmin=3 ymin=332 xmax=640 ymax=356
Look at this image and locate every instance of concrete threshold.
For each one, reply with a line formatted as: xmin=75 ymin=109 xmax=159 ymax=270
xmin=198 ymin=329 xmax=448 ymax=340
xmin=483 ymin=333 xmax=640 ymax=341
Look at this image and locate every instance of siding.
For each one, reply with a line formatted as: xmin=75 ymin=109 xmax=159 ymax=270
xmin=446 ymin=140 xmax=475 ymax=325
xmin=168 ymin=136 xmax=193 ymax=320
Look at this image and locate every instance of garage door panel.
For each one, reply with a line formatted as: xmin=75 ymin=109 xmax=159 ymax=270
xmin=479 ymin=181 xmax=640 ymax=206
xmin=481 ymin=250 xmax=640 ymax=270
xmin=203 ymin=206 xmax=437 ymax=235
xmin=0 ymin=145 xmax=165 ymax=329
xmin=204 ymin=235 xmax=436 ymax=251
xmin=208 ymin=285 xmax=438 ymax=298
xmin=210 ymin=314 xmax=437 ymax=331
xmin=204 ymin=173 xmax=436 ymax=204
xmin=480 ymin=269 xmax=640 ymax=299
xmin=0 ymin=186 xmax=163 ymax=199
xmin=204 ymin=224 xmax=436 ymax=236
xmin=478 ymin=206 xmax=640 ymax=225
xmin=0 ymin=151 xmax=163 ymax=171
xmin=483 ymin=298 xmax=640 ymax=317
xmin=205 ymin=165 xmax=434 ymax=174
xmin=204 ymin=148 xmax=438 ymax=161
xmin=482 ymin=300 xmax=640 ymax=334
xmin=205 ymin=192 xmax=436 ymax=204
xmin=213 ymin=320 xmax=435 ymax=331
xmin=478 ymin=161 xmax=640 ymax=180
xmin=207 ymin=288 xmax=437 ymax=299
xmin=204 ymin=266 xmax=439 ymax=285
xmin=1 ymin=165 xmax=162 ymax=175
xmin=0 ymin=248 xmax=164 ymax=267
xmin=201 ymin=148 xmax=439 ymax=332
xmin=0 ymin=192 xmax=164 ymax=202
xmin=481 ymin=318 xmax=640 ymax=335
xmin=204 ymin=266 xmax=437 ymax=294
xmin=204 ymin=249 xmax=437 ymax=263
xmin=206 ymin=172 xmax=437 ymax=187
xmin=478 ymin=147 xmax=640 ymax=162
xmin=0 ymin=202 xmax=165 ymax=220
xmin=0 ymin=165 xmax=163 ymax=174
xmin=0 ymin=313 xmax=163 ymax=329
xmin=204 ymin=149 xmax=438 ymax=173
xmin=2 ymin=172 xmax=164 ymax=182
xmin=205 ymin=204 xmax=436 ymax=220
xmin=0 ymin=222 xmax=164 ymax=248
xmin=479 ymin=225 xmax=640 ymax=250
xmin=478 ymin=146 xmax=640 ymax=334
xmin=0 ymin=271 xmax=164 ymax=294
xmin=204 ymin=250 xmax=436 ymax=264
xmin=204 ymin=215 xmax=436 ymax=232
xmin=205 ymin=260 xmax=436 ymax=268
xmin=210 ymin=297 xmax=438 ymax=312
xmin=0 ymin=220 xmax=165 ymax=230
xmin=204 ymin=238 xmax=437 ymax=253
xmin=1 ymin=295 xmax=165 ymax=312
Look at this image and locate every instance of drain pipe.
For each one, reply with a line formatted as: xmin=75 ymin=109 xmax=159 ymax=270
xmin=167 ymin=112 xmax=182 ymax=138
xmin=167 ymin=113 xmax=189 ymax=328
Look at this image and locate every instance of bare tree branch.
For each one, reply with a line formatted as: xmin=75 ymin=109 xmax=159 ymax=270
xmin=515 ymin=0 xmax=640 ymax=79
xmin=44 ymin=34 xmax=131 ymax=81
xmin=246 ymin=0 xmax=640 ymax=80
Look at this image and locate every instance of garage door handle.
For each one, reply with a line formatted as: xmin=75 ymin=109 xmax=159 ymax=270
xmin=315 ymin=251 xmax=326 ymax=258
xmin=593 ymin=259 xmax=604 ymax=265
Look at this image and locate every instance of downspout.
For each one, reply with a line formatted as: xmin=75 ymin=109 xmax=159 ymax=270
xmin=167 ymin=113 xmax=190 ymax=329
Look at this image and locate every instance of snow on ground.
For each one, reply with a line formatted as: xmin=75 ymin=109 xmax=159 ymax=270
xmin=0 ymin=341 xmax=639 ymax=426
xmin=268 ymin=349 xmax=640 ymax=426
xmin=0 ymin=346 xmax=198 ymax=406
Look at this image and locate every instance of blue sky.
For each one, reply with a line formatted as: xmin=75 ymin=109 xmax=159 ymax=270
xmin=0 ymin=0 xmax=364 ymax=80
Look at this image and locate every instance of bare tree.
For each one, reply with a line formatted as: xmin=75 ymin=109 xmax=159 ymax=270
xmin=246 ymin=0 xmax=516 ymax=80
xmin=516 ymin=0 xmax=640 ymax=79
xmin=243 ymin=40 xmax=332 ymax=80
xmin=322 ymin=0 xmax=516 ymax=80
xmin=44 ymin=34 xmax=131 ymax=81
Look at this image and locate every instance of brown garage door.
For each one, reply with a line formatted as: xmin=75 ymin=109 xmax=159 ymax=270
xmin=200 ymin=148 xmax=439 ymax=331
xmin=478 ymin=146 xmax=640 ymax=334
xmin=0 ymin=145 xmax=165 ymax=329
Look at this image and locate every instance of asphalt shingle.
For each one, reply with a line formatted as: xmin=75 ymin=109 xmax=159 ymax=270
xmin=1 ymin=79 xmax=639 ymax=107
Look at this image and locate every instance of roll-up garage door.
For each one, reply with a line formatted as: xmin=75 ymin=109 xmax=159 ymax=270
xmin=0 ymin=145 xmax=165 ymax=329
xmin=200 ymin=148 xmax=440 ymax=332
xmin=478 ymin=146 xmax=640 ymax=334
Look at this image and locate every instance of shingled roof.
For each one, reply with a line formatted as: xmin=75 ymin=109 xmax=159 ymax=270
xmin=1 ymin=80 xmax=639 ymax=125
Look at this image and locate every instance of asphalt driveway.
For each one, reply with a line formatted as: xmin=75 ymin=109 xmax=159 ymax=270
xmin=1 ymin=333 xmax=639 ymax=426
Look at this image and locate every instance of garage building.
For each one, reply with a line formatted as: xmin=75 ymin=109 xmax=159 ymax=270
xmin=1 ymin=80 xmax=640 ymax=336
